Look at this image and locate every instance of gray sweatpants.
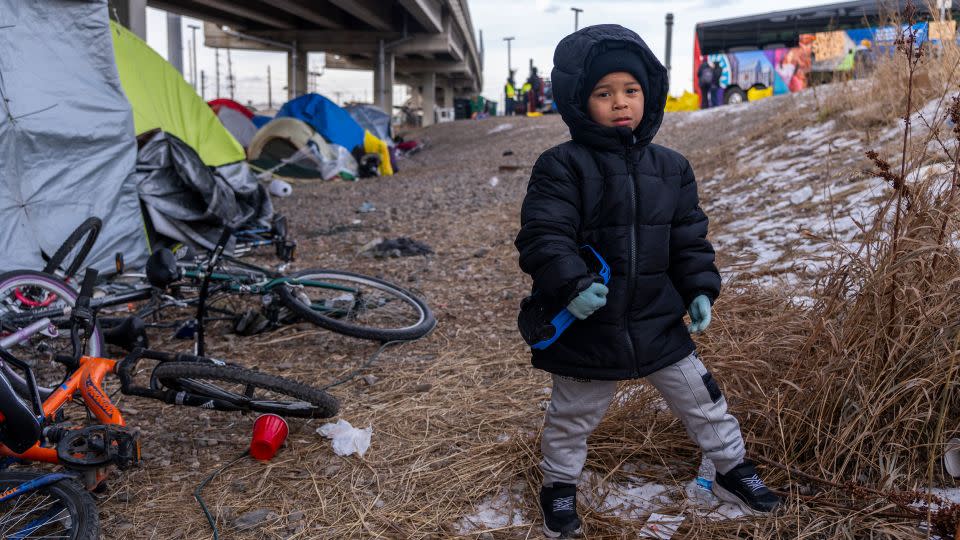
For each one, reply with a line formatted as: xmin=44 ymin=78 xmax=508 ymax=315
xmin=540 ymin=351 xmax=746 ymax=487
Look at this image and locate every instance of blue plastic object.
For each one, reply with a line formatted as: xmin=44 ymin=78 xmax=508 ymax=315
xmin=531 ymin=245 xmax=611 ymax=350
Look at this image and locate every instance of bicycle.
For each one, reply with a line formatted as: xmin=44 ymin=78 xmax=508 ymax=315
xmin=0 ymin=270 xmax=339 ymax=435
xmin=113 ymin=226 xmax=437 ymax=344
xmin=0 ymin=470 xmax=99 ymax=539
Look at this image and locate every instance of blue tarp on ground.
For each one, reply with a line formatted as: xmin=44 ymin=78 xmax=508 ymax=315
xmin=277 ymin=94 xmax=365 ymax=153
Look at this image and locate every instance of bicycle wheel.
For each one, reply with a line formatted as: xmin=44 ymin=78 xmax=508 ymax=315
xmin=151 ymin=362 xmax=339 ymax=418
xmin=276 ymin=269 xmax=436 ymax=341
xmin=0 ymin=271 xmax=103 ymax=399
xmin=0 ymin=471 xmax=99 ymax=539
xmin=42 ymin=217 xmax=102 ymax=280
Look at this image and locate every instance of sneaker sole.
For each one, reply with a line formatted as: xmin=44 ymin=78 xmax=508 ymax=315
xmin=542 ymin=524 xmax=583 ymax=538
xmin=712 ymin=483 xmax=761 ymax=516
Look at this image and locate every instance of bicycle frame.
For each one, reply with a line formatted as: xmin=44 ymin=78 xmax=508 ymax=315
xmin=0 ymin=354 xmax=124 ymax=465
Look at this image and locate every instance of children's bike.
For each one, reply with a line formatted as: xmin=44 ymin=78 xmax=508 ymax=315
xmin=0 ymin=470 xmax=99 ymax=539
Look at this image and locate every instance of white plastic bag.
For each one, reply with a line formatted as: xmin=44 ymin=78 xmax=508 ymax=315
xmin=317 ymin=419 xmax=372 ymax=457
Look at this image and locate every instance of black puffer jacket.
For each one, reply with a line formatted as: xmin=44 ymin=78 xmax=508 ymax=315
xmin=515 ymin=25 xmax=721 ymax=380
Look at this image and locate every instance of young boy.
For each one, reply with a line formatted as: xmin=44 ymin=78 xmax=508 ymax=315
xmin=515 ymin=25 xmax=781 ymax=538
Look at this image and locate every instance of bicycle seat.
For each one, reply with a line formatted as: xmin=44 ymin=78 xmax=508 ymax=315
xmin=0 ymin=372 xmax=41 ymax=454
xmin=146 ymin=248 xmax=180 ymax=289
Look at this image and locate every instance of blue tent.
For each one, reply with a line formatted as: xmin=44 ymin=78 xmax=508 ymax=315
xmin=252 ymin=115 xmax=273 ymax=128
xmin=277 ymin=94 xmax=365 ymax=153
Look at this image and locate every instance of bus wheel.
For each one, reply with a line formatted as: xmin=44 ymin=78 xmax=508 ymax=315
xmin=725 ymin=87 xmax=747 ymax=105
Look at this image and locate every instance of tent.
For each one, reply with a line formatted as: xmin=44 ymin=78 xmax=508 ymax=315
xmin=252 ymin=115 xmax=273 ymax=128
xmin=216 ymin=107 xmax=258 ymax=149
xmin=248 ymin=118 xmax=357 ymax=181
xmin=208 ymin=98 xmax=254 ymax=119
xmin=277 ymin=94 xmax=393 ymax=176
xmin=345 ymin=104 xmax=394 ymax=147
xmin=112 ymin=22 xmax=245 ymax=167
xmin=0 ymin=0 xmax=147 ymax=273
xmin=111 ymin=21 xmax=272 ymax=249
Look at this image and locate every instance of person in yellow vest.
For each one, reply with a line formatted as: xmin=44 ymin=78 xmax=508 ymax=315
xmin=520 ymin=81 xmax=533 ymax=114
xmin=505 ymin=71 xmax=517 ymax=116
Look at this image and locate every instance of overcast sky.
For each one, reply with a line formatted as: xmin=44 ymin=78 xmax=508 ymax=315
xmin=144 ymin=0 xmax=844 ymax=110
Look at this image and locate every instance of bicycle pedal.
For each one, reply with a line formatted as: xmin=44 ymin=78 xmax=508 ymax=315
xmin=56 ymin=425 xmax=141 ymax=470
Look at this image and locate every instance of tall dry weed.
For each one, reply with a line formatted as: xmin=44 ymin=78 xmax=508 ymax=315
xmin=752 ymin=3 xmax=960 ymax=536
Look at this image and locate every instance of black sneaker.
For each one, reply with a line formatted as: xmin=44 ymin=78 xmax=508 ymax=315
xmin=540 ymin=483 xmax=582 ymax=538
xmin=713 ymin=461 xmax=782 ymax=514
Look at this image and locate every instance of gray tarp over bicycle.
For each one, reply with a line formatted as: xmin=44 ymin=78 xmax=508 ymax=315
xmin=135 ymin=131 xmax=274 ymax=251
xmin=0 ymin=0 xmax=148 ymax=274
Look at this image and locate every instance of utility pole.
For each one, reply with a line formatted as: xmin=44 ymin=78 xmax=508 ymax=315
xmin=227 ymin=48 xmax=235 ymax=100
xmin=503 ymin=36 xmax=514 ymax=76
xmin=215 ymin=48 xmax=221 ymax=98
xmin=186 ymin=36 xmax=194 ymax=89
xmin=187 ymin=24 xmax=200 ymax=92
xmin=571 ymin=7 xmax=583 ymax=31
xmin=267 ymin=65 xmax=272 ymax=109
xmin=665 ymin=13 xmax=674 ymax=83
xmin=200 ymin=70 xmax=206 ymax=100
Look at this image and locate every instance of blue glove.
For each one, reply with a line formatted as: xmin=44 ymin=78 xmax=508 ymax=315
xmin=567 ymin=282 xmax=608 ymax=320
xmin=687 ymin=295 xmax=712 ymax=334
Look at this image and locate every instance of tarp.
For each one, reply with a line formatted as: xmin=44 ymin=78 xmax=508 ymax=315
xmin=345 ymin=104 xmax=394 ymax=147
xmin=217 ymin=107 xmax=258 ymax=149
xmin=208 ymin=98 xmax=254 ymax=119
xmin=278 ymin=94 xmax=393 ymax=175
xmin=135 ymin=131 xmax=273 ymax=250
xmin=0 ymin=0 xmax=148 ymax=273
xmin=278 ymin=94 xmax=365 ymax=151
xmin=665 ymin=91 xmax=701 ymax=112
xmin=112 ymin=21 xmax=245 ymax=167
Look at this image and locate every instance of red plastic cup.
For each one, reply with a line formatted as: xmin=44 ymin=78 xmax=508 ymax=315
xmin=249 ymin=414 xmax=288 ymax=461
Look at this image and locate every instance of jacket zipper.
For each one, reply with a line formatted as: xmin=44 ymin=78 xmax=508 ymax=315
xmin=624 ymin=145 xmax=639 ymax=377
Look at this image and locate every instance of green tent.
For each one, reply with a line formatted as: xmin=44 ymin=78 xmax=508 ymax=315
xmin=111 ymin=21 xmax=244 ymax=167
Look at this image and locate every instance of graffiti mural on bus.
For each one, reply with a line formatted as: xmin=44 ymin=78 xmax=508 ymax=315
xmin=696 ymin=4 xmax=957 ymax=108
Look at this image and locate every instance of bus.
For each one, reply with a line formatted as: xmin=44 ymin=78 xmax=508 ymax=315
xmin=694 ymin=0 xmax=959 ymax=106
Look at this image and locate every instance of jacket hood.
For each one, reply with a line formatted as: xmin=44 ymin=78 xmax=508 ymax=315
xmin=551 ymin=24 xmax=669 ymax=150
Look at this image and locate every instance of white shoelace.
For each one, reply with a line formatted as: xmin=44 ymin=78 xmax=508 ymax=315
xmin=743 ymin=474 xmax=767 ymax=493
xmin=552 ymin=496 xmax=575 ymax=512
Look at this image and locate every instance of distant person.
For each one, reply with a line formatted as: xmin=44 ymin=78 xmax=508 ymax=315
xmin=711 ymin=60 xmax=723 ymax=106
xmin=697 ymin=58 xmax=714 ymax=108
xmin=527 ymin=66 xmax=544 ymax=113
xmin=516 ymin=24 xmax=782 ymax=538
xmin=505 ymin=71 xmax=517 ymax=116
xmin=520 ymin=79 xmax=532 ymax=114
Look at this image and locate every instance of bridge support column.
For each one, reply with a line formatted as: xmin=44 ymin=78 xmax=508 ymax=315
xmin=287 ymin=46 xmax=307 ymax=99
xmin=443 ymin=81 xmax=455 ymax=109
xmin=420 ymin=72 xmax=436 ymax=126
xmin=108 ymin=0 xmax=147 ymax=39
xmin=374 ymin=40 xmax=395 ymax=113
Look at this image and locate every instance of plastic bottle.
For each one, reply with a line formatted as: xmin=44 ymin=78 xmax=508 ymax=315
xmin=685 ymin=457 xmax=718 ymax=505
xmin=695 ymin=457 xmax=715 ymax=491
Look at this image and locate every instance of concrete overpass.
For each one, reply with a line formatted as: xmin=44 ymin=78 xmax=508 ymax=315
xmin=109 ymin=0 xmax=483 ymax=125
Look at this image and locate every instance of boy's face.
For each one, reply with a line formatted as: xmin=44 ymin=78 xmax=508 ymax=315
xmin=587 ymin=72 xmax=644 ymax=131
